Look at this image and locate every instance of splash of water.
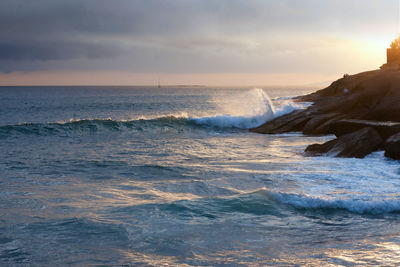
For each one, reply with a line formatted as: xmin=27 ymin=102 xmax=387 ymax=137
xmin=192 ymin=88 xmax=275 ymax=129
xmin=1 ymin=88 xmax=306 ymax=132
xmin=192 ymin=88 xmax=307 ymax=129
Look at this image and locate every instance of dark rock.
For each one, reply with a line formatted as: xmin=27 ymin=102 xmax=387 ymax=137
xmin=297 ymin=69 xmax=400 ymax=122
xmin=305 ymin=127 xmax=383 ymax=158
xmin=385 ymin=133 xmax=400 ymax=160
xmin=250 ymin=110 xmax=314 ymax=134
xmin=305 ymin=139 xmax=337 ymax=156
xmin=311 ymin=116 xmax=347 ymax=135
xmin=252 ymin=68 xmax=400 ymax=159
xmin=329 ymin=119 xmax=400 ymax=139
xmin=302 ymin=113 xmax=340 ymax=135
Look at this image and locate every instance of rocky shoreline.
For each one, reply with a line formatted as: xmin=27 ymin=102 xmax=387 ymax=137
xmin=250 ymin=68 xmax=400 ymax=160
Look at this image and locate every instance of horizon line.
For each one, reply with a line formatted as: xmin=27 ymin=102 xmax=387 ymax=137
xmin=0 ymin=83 xmax=326 ymax=88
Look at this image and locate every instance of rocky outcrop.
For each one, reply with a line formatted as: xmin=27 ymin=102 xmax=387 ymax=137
xmin=328 ymin=119 xmax=400 ymax=139
xmin=302 ymin=113 xmax=340 ymax=135
xmin=250 ymin=110 xmax=315 ymax=134
xmin=305 ymin=127 xmax=384 ymax=158
xmin=385 ymin=133 xmax=400 ymax=160
xmin=250 ymin=68 xmax=400 ymax=159
xmin=296 ymin=69 xmax=400 ymax=122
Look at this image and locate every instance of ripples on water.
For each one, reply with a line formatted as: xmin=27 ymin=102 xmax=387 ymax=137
xmin=1 ymin=86 xmax=400 ymax=266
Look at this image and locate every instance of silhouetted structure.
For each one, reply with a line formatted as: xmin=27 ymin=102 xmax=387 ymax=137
xmin=382 ymin=35 xmax=400 ymax=69
xmin=388 ymin=36 xmax=400 ymax=64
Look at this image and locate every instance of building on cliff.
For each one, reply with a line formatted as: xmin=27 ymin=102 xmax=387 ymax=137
xmin=382 ymin=36 xmax=400 ymax=69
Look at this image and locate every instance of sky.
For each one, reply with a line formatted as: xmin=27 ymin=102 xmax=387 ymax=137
xmin=0 ymin=0 xmax=399 ymax=86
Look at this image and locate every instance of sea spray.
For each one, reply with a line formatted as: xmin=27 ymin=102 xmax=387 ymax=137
xmin=273 ymin=99 xmax=309 ymax=118
xmin=192 ymin=88 xmax=307 ymax=129
xmin=190 ymin=88 xmax=274 ymax=129
xmin=0 ymin=89 xmax=310 ymax=136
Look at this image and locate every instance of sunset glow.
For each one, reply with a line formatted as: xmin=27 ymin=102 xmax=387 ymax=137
xmin=2 ymin=1 xmax=400 ymax=266
xmin=0 ymin=1 xmax=397 ymax=86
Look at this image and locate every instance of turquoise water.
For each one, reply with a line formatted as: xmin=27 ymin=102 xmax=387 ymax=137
xmin=1 ymin=86 xmax=400 ymax=266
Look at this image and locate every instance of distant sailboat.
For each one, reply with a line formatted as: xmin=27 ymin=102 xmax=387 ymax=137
xmin=158 ymin=77 xmax=161 ymax=88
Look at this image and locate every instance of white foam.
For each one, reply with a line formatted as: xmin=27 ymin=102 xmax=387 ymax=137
xmin=192 ymin=114 xmax=269 ymax=129
xmin=266 ymin=190 xmax=400 ymax=214
xmin=190 ymin=88 xmax=312 ymax=129
xmin=68 ymin=89 xmax=306 ymax=130
xmin=273 ymin=100 xmax=311 ymax=118
xmin=190 ymin=88 xmax=298 ymax=129
xmin=190 ymin=88 xmax=275 ymax=129
xmin=134 ymin=112 xmax=189 ymax=121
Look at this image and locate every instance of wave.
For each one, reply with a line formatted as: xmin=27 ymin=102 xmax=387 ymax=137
xmin=191 ymin=114 xmax=268 ymax=129
xmin=264 ymin=190 xmax=400 ymax=215
xmin=0 ymin=89 xmax=308 ymax=137
xmin=188 ymin=88 xmax=273 ymax=129
xmin=117 ymin=189 xmax=400 ymax=219
xmin=0 ymin=117 xmax=189 ymax=138
xmin=192 ymin=88 xmax=305 ymax=129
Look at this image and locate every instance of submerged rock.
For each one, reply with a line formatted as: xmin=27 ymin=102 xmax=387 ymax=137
xmin=305 ymin=127 xmax=383 ymax=158
xmin=305 ymin=139 xmax=337 ymax=156
xmin=385 ymin=133 xmax=400 ymax=160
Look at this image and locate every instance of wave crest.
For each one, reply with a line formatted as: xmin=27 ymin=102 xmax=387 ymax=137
xmin=265 ymin=190 xmax=400 ymax=215
xmin=0 ymin=116 xmax=195 ymax=138
xmin=192 ymin=88 xmax=308 ymax=129
xmin=191 ymin=88 xmax=275 ymax=129
xmin=0 ymin=88 xmax=309 ymax=137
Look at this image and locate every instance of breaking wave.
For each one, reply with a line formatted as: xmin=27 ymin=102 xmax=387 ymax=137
xmin=131 ymin=189 xmax=400 ymax=219
xmin=265 ymin=190 xmax=400 ymax=215
xmin=0 ymin=88 xmax=307 ymax=138
xmin=192 ymin=88 xmax=304 ymax=129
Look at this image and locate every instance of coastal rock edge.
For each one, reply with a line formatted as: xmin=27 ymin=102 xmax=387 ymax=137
xmin=250 ymin=68 xmax=400 ymax=159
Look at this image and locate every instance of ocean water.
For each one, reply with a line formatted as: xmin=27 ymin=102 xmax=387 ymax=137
xmin=1 ymin=86 xmax=400 ymax=266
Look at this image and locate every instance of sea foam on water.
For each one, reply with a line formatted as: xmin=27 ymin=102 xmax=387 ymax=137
xmin=2 ymin=86 xmax=400 ymax=266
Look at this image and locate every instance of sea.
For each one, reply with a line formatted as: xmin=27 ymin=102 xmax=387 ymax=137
xmin=1 ymin=86 xmax=400 ymax=266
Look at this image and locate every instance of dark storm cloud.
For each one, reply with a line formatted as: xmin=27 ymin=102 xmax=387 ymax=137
xmin=0 ymin=0 xmax=396 ymax=72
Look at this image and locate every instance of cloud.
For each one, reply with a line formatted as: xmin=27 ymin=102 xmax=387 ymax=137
xmin=0 ymin=0 xmax=397 ymax=73
xmin=0 ymin=41 xmax=118 ymax=61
